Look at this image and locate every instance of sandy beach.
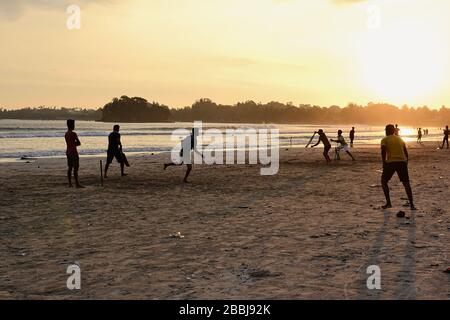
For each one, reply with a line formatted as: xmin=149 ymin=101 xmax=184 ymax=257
xmin=0 ymin=142 xmax=449 ymax=299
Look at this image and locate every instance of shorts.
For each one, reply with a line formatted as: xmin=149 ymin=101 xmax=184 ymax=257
xmin=324 ymin=145 xmax=331 ymax=153
xmin=107 ymin=151 xmax=125 ymax=164
xmin=337 ymin=145 xmax=350 ymax=153
xmin=67 ymin=154 xmax=79 ymax=169
xmin=382 ymin=161 xmax=410 ymax=183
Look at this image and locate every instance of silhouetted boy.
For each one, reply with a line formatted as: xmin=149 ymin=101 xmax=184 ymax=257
xmin=441 ymin=125 xmax=449 ymax=149
xmin=65 ymin=119 xmax=83 ymax=188
xmin=164 ymin=128 xmax=201 ymax=183
xmin=349 ymin=127 xmax=355 ymax=147
xmin=311 ymin=129 xmax=331 ymax=162
xmin=104 ymin=125 xmax=130 ymax=178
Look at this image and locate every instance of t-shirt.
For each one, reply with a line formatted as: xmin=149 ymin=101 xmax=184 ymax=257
xmin=65 ymin=131 xmax=79 ymax=156
xmin=337 ymin=135 xmax=348 ymax=146
xmin=444 ymin=129 xmax=449 ymax=138
xmin=381 ymin=135 xmax=407 ymax=163
xmin=108 ymin=131 xmax=121 ymax=152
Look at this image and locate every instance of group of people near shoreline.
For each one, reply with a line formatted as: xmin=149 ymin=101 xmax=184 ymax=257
xmin=307 ymin=125 xmax=416 ymax=210
xmin=64 ymin=119 xmax=449 ymax=210
xmin=64 ymin=120 xmax=130 ymax=188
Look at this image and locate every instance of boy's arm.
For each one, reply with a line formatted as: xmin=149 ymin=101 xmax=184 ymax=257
xmin=381 ymin=145 xmax=387 ymax=166
xmin=311 ymin=140 xmax=320 ymax=147
xmin=403 ymin=143 xmax=409 ymax=161
xmin=75 ymin=133 xmax=81 ymax=146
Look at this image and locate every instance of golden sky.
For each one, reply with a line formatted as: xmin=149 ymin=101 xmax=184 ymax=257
xmin=1 ymin=0 xmax=450 ymax=109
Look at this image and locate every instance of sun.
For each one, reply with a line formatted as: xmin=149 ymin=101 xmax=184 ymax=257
xmin=358 ymin=22 xmax=447 ymax=105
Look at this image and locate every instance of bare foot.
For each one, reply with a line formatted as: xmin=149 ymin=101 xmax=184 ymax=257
xmin=121 ymin=173 xmax=128 ymax=177
xmin=76 ymin=184 xmax=85 ymax=189
xmin=410 ymin=205 xmax=417 ymax=211
xmin=163 ymin=164 xmax=168 ymax=170
xmin=381 ymin=204 xmax=392 ymax=209
xmin=69 ymin=184 xmax=73 ymax=188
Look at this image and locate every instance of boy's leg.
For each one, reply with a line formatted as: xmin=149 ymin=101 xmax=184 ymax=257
xmin=74 ymin=167 xmax=82 ymax=188
xmin=346 ymin=151 xmax=355 ymax=160
xmin=324 ymin=146 xmax=331 ymax=162
xmin=381 ymin=178 xmax=392 ymax=209
xmin=164 ymin=162 xmax=179 ymax=170
xmin=67 ymin=165 xmax=73 ymax=187
xmin=104 ymin=162 xmax=110 ymax=178
xmin=73 ymin=157 xmax=84 ymax=188
xmin=381 ymin=164 xmax=395 ymax=209
xmin=105 ymin=152 xmax=113 ymax=178
xmin=120 ymin=162 xmax=126 ymax=176
xmin=399 ymin=163 xmax=415 ymax=210
xmin=117 ymin=153 xmax=126 ymax=176
xmin=402 ymin=181 xmax=415 ymax=210
xmin=183 ymin=164 xmax=192 ymax=183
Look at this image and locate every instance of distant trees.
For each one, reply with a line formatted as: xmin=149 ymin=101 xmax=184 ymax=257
xmin=99 ymin=96 xmax=171 ymax=122
xmin=171 ymin=99 xmax=450 ymax=125
xmin=2 ymin=97 xmax=450 ymax=125
xmin=0 ymin=106 xmax=101 ymax=121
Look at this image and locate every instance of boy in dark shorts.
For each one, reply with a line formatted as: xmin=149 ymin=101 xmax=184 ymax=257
xmin=104 ymin=125 xmax=130 ymax=178
xmin=381 ymin=124 xmax=416 ymax=210
xmin=311 ymin=129 xmax=332 ymax=162
xmin=65 ymin=119 xmax=84 ymax=188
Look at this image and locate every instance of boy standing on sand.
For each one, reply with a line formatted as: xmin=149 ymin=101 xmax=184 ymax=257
xmin=381 ymin=124 xmax=415 ymax=210
xmin=311 ymin=129 xmax=331 ymax=163
xmin=441 ymin=125 xmax=449 ymax=149
xmin=349 ymin=127 xmax=355 ymax=147
xmin=104 ymin=125 xmax=130 ymax=178
xmin=65 ymin=119 xmax=84 ymax=188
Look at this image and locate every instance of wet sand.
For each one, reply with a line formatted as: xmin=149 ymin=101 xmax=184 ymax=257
xmin=0 ymin=142 xmax=449 ymax=299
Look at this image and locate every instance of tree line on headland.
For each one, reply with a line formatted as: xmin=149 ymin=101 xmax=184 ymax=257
xmin=1 ymin=95 xmax=450 ymax=125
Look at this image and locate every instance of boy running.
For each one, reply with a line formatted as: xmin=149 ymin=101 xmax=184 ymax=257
xmin=164 ymin=128 xmax=202 ymax=183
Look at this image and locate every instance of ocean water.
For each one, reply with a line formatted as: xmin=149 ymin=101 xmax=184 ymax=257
xmin=0 ymin=119 xmax=442 ymax=161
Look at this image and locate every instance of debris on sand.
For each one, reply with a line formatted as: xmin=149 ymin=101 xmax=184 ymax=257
xmin=396 ymin=211 xmax=406 ymax=218
xmin=169 ymin=232 xmax=185 ymax=239
xmin=443 ymin=267 xmax=450 ymax=274
xmin=248 ymin=269 xmax=281 ymax=278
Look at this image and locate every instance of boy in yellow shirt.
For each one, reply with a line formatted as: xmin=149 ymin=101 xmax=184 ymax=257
xmin=381 ymin=124 xmax=416 ymax=210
